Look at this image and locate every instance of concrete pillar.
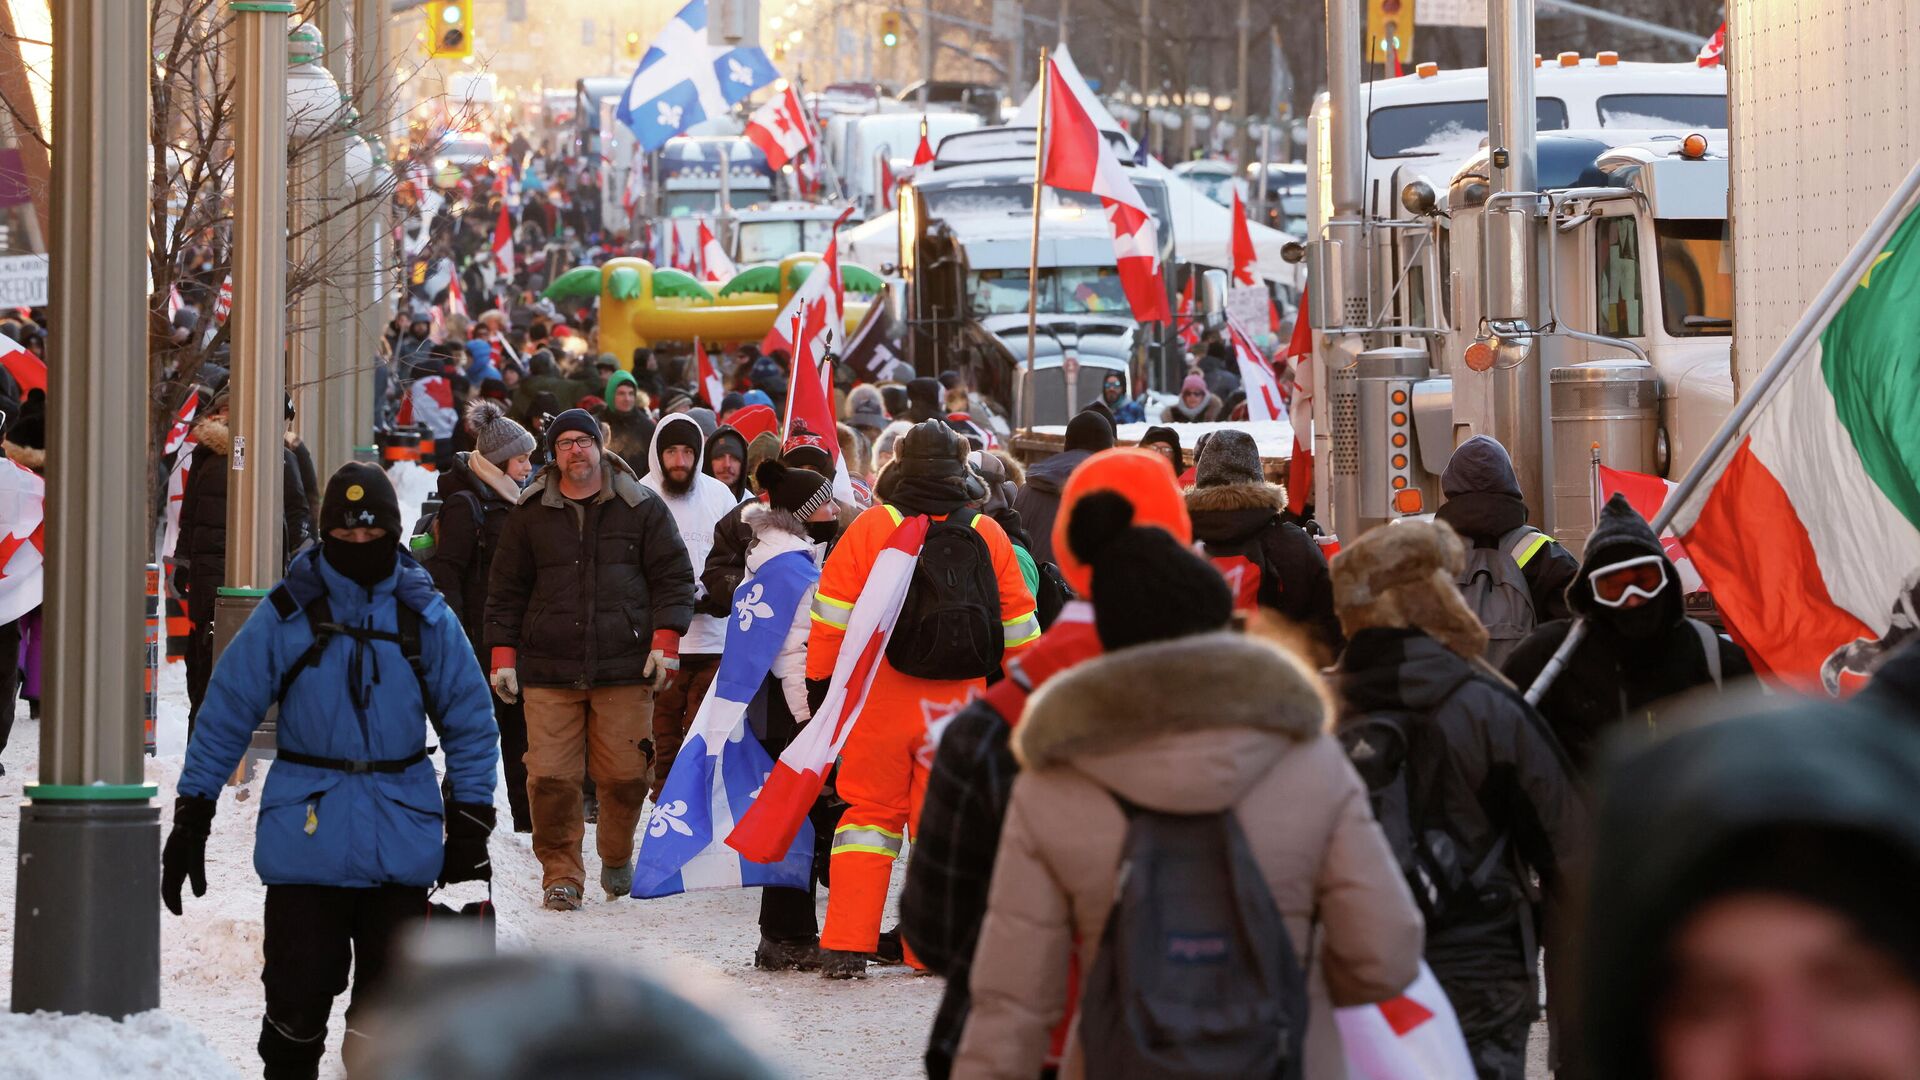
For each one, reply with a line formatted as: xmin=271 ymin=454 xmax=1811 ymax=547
xmin=10 ymin=0 xmax=160 ymax=1019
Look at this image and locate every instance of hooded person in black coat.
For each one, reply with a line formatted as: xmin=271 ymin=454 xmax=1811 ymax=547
xmin=1503 ymin=493 xmax=1753 ymax=781
xmin=1184 ymin=428 xmax=1343 ymax=658
xmin=1581 ymin=697 xmax=1920 ymax=1079
xmin=702 ymin=425 xmax=749 ymax=501
xmin=1434 ymin=434 xmax=1579 ymax=624
xmin=1329 ymin=518 xmax=1586 ymax=1080
xmin=1010 ymin=410 xmax=1113 ymax=566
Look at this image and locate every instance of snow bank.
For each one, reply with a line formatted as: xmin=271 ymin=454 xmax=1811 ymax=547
xmin=0 ymin=1010 xmax=238 ymax=1080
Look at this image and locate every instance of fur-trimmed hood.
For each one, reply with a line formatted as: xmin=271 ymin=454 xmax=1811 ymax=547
xmin=1016 ymin=632 xmax=1330 ymax=814
xmin=2 ymin=441 xmax=43 ymax=471
xmin=1330 ymin=518 xmax=1489 ymax=660
xmin=193 ymin=415 xmax=232 ymax=456
xmin=1184 ymin=479 xmax=1285 ymax=545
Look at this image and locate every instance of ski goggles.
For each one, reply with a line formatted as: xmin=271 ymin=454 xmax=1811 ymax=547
xmin=1588 ymin=554 xmax=1668 ymax=608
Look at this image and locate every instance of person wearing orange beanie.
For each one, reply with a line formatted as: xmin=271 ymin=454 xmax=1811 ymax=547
xmin=902 ymin=448 xmax=1195 ymax=1078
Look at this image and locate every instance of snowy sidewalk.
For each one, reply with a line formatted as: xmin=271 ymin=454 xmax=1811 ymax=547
xmin=0 ymin=663 xmax=938 ymax=1078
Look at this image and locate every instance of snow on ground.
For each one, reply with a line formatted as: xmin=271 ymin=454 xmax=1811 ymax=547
xmin=0 ymin=663 xmax=939 ymax=1078
xmin=0 ymin=1009 xmax=237 ymax=1080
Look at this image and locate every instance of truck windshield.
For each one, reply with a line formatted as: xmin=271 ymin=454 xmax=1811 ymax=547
xmin=736 ymin=219 xmax=837 ymax=263
xmin=1596 ymin=94 xmax=1728 ymax=130
xmin=1655 ymin=219 xmax=1733 ymax=337
xmin=661 ymin=192 xmax=713 ymax=217
xmin=923 ymin=185 xmax=1105 ymax=216
xmin=1368 ymin=99 xmax=1569 ymax=158
xmin=967 ymin=267 xmax=1120 ymax=315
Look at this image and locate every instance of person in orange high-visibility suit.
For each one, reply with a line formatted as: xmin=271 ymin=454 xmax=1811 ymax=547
xmin=806 ymin=421 xmax=1039 ymax=979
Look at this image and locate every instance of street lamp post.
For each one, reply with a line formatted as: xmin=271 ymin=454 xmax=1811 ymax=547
xmin=216 ymin=0 xmax=294 ymax=766
xmin=9 ymin=0 xmax=158 ymax=1018
xmin=351 ymin=0 xmax=392 ymax=462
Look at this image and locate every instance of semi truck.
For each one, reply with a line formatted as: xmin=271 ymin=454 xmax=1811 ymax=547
xmin=1303 ymin=19 xmax=1732 ymax=552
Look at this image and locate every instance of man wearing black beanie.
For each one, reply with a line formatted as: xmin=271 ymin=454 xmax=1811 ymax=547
xmin=1011 ymin=409 xmax=1115 ymax=565
xmin=486 ymin=405 xmax=696 ymax=911
xmin=162 ymin=462 xmax=500 ymax=1080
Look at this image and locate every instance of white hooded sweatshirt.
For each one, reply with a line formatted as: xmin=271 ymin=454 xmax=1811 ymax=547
xmin=640 ymin=413 xmax=740 ymax=655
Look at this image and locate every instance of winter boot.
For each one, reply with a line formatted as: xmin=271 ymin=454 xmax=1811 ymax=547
xmin=819 ymin=949 xmax=869 ymax=980
xmin=600 ymin=861 xmax=632 ymax=900
xmin=258 ymin=1012 xmax=327 ymax=1080
xmin=754 ymin=935 xmax=823 ymax=972
xmin=874 ymin=927 xmax=905 ymax=966
xmin=542 ymin=883 xmax=583 ymax=911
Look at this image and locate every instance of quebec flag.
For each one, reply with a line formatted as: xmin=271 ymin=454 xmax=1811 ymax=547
xmin=632 ymin=547 xmax=819 ymax=898
xmin=615 ymin=0 xmax=781 ymax=152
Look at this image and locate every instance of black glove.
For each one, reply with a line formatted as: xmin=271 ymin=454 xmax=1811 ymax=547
xmin=439 ymin=802 xmax=496 ymax=886
xmin=161 ymin=795 xmax=216 ymax=916
xmin=805 ymin=677 xmax=831 ymax=717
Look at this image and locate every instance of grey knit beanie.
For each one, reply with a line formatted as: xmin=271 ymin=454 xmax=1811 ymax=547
xmin=1193 ymin=428 xmax=1264 ymax=488
xmin=467 ymin=400 xmax=536 ymax=466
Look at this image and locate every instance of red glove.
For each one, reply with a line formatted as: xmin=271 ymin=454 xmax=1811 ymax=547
xmin=649 ymin=631 xmax=680 ymax=660
xmin=490 ymin=647 xmax=516 ymax=673
xmin=646 ymin=631 xmax=680 ymax=688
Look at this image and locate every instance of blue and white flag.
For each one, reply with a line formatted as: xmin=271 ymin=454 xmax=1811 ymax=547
xmin=633 ymin=548 xmax=819 ymax=898
xmin=615 ymin=0 xmax=781 ymax=152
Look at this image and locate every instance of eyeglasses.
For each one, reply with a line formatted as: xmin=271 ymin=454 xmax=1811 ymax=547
xmin=1588 ymin=554 xmax=1668 ymax=608
xmin=552 ymin=435 xmax=597 ymax=452
xmin=1182 ymin=389 xmax=1205 ymax=399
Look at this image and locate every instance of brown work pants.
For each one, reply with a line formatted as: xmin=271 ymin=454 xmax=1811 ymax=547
xmin=522 ymin=684 xmax=655 ymax=892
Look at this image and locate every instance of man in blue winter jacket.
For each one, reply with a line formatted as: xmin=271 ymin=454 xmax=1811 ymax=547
xmin=162 ymin=462 xmax=499 ymax=1080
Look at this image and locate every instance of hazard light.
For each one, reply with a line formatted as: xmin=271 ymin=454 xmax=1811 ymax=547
xmin=1393 ymin=489 xmax=1424 ymax=515
xmin=1681 ymin=133 xmax=1709 ymax=159
xmin=1558 ymin=51 xmax=1580 ymax=67
xmin=1416 ymin=62 xmax=1438 ymax=78
xmin=1464 ymin=341 xmax=1496 ymax=372
xmin=1596 ymin=51 xmax=1620 ymax=65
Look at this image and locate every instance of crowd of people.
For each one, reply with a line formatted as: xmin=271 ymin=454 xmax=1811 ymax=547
xmin=138 ymin=136 xmax=1920 ymax=1080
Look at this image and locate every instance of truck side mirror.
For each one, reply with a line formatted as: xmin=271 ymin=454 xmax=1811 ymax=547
xmin=1199 ymin=267 xmax=1230 ymax=332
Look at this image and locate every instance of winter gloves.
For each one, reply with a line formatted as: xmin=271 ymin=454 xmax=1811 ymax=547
xmin=439 ymin=802 xmax=496 ymax=886
xmin=645 ymin=630 xmax=681 ymax=692
xmin=806 ymin=677 xmax=831 ymax=718
xmin=161 ymin=794 xmax=217 ymax=916
xmin=489 ymin=646 xmax=519 ymax=704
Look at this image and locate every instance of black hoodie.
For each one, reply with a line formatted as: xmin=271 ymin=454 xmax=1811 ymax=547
xmin=1502 ymin=494 xmax=1752 ymax=778
xmin=1433 ymin=435 xmax=1580 ymax=622
xmin=1583 ymin=699 xmax=1920 ymax=1078
xmin=702 ymin=425 xmax=750 ymax=500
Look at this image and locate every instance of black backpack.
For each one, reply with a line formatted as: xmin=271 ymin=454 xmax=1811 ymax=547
xmin=1336 ymin=698 xmax=1511 ymax=926
xmin=268 ymin=585 xmax=442 ymax=737
xmin=886 ymin=511 xmax=1004 ymax=681
xmin=1081 ymin=798 xmax=1308 ymax=1080
xmin=1033 ymin=559 xmax=1075 ymax=630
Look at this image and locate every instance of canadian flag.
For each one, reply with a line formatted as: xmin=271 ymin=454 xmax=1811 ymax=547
xmin=0 ymin=332 xmax=46 ymax=395
xmin=1041 ymin=59 xmax=1170 ymax=323
xmin=445 ymin=272 xmax=466 ymax=321
xmin=1598 ymin=463 xmax=1705 ymax=592
xmin=699 ymin=220 xmax=736 ymax=282
xmin=764 ymin=206 xmax=858 ymax=365
xmin=744 ymin=84 xmax=816 ymax=170
xmin=696 ymin=337 xmax=724 ymax=411
xmin=913 ymin=118 xmax=935 ymax=167
xmin=878 ymin=153 xmax=896 ymax=211
xmin=160 ymin=389 xmax=201 ymax=568
xmin=0 ymin=456 xmax=45 ymax=625
xmin=1176 ymin=275 xmax=1201 ymax=348
xmin=492 ymin=201 xmax=515 ymax=282
xmin=1231 ymin=187 xmax=1258 ymax=286
xmin=1227 ymin=313 xmax=1287 ymax=423
xmin=1284 ymin=289 xmax=1314 ymax=518
xmin=774 ymin=207 xmax=858 ymax=504
xmin=668 ymin=221 xmax=683 ymax=271
xmin=1336 ymin=963 xmax=1476 ymax=1079
xmin=1697 ymin=22 xmax=1726 ymax=67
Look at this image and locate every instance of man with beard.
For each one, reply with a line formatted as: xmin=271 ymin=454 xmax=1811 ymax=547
xmin=703 ymin=424 xmax=749 ymax=501
xmin=1505 ymin=494 xmax=1753 ymax=781
xmin=485 ymin=409 xmax=694 ymax=910
xmin=639 ymin=414 xmax=741 ymax=801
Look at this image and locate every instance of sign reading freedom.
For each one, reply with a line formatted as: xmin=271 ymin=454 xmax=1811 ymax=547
xmin=0 ymin=255 xmax=47 ymax=308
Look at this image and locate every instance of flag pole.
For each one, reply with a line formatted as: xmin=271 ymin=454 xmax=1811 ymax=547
xmin=1588 ymin=441 xmax=1602 ymax=525
xmin=1023 ymin=46 xmax=1050 ymax=431
xmin=1526 ymin=154 xmax=1920 ymax=706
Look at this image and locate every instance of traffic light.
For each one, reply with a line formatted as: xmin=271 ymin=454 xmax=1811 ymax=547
xmin=879 ymin=10 xmax=902 ymax=48
xmin=1366 ymin=0 xmax=1414 ymax=67
xmin=624 ymin=30 xmax=643 ymax=59
xmin=425 ymin=1 xmax=473 ymax=59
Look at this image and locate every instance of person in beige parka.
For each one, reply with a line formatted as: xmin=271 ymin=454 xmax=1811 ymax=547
xmin=952 ymin=493 xmax=1426 ymax=1079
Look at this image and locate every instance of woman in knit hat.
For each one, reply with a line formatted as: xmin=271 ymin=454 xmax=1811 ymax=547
xmin=1158 ymin=371 xmax=1225 ymax=423
xmin=426 ymin=400 xmax=537 ymax=832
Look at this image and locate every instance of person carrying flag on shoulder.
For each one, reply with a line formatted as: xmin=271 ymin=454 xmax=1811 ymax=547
xmin=805 ymin=419 xmax=1039 ymax=979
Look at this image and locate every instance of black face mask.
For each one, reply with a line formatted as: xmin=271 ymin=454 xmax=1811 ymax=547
xmin=807 ymin=520 xmax=839 ymax=544
xmin=322 ymin=536 xmax=398 ymax=588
